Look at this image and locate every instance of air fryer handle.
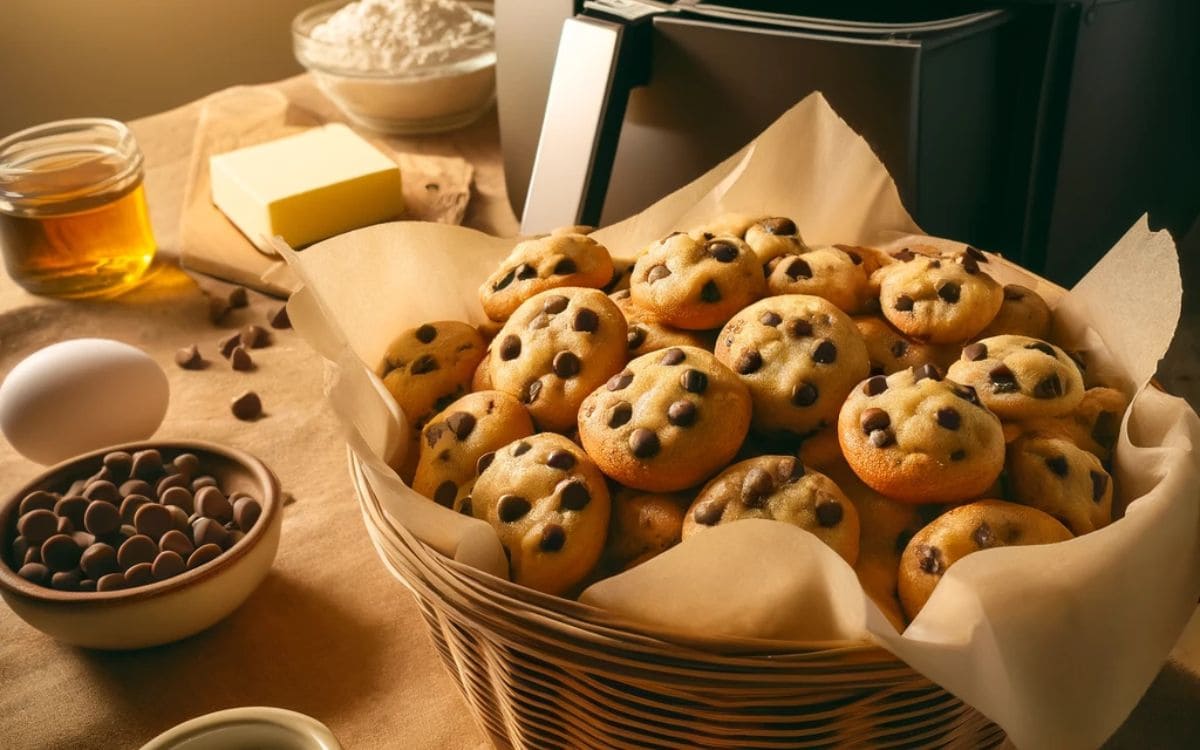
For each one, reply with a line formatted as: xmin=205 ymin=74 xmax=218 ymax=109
xmin=520 ymin=15 xmax=652 ymax=235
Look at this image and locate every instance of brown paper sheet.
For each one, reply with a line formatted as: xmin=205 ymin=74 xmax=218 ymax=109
xmin=283 ymin=93 xmax=1200 ymax=749
xmin=179 ymin=86 xmax=474 ymax=297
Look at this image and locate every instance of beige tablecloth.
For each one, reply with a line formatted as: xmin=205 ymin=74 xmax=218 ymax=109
xmin=0 ymin=75 xmax=1197 ymax=749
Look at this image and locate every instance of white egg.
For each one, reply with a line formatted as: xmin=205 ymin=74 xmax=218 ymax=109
xmin=0 ymin=338 xmax=169 ymax=465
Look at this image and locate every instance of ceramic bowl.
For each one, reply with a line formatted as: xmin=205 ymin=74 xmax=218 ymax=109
xmin=140 ymin=707 xmax=341 ymax=750
xmin=0 ymin=440 xmax=281 ymax=649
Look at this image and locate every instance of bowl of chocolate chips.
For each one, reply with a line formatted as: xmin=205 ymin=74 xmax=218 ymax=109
xmin=0 ymin=440 xmax=281 ymax=649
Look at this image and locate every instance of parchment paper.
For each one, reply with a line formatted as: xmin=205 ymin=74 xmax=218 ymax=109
xmin=283 ymin=93 xmax=1200 ymax=750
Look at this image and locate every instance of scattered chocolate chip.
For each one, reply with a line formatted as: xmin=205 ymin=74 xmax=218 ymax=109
xmin=973 ymin=521 xmax=996 ymax=548
xmin=543 ymin=295 xmax=569 ymax=314
xmin=552 ymin=351 xmax=581 ymax=378
xmin=762 ymin=217 xmax=797 ymax=235
xmin=80 ymin=543 xmax=119 ymax=579
xmin=410 ymin=354 xmax=439 ymax=374
xmin=1025 ymin=341 xmax=1057 ymax=357
xmin=512 ymin=440 xmax=531 ymax=457
xmin=791 ymin=382 xmax=818 ymax=406
xmin=493 ymin=267 xmax=516 ymax=291
xmin=952 ymin=384 xmax=982 ymax=406
xmin=240 ymin=324 xmax=271 ymax=349
xmin=41 ymin=534 xmax=81 ymax=572
xmin=667 ymin=400 xmax=696 ymax=427
xmin=693 ymin=502 xmax=724 ymax=525
xmin=218 ymin=333 xmax=241 ymax=358
xmin=476 ymin=452 xmax=496 ymax=475
xmin=55 ymin=496 xmax=87 ymax=528
xmin=647 ymin=264 xmax=671 ymax=283
xmin=445 ymin=412 xmax=477 ymax=441
xmin=950 ymin=449 xmax=967 ymax=461
xmin=539 ymin=524 xmax=566 ymax=552
xmin=963 ymin=342 xmax=988 ymax=361
xmin=231 ymin=391 xmax=263 ymax=420
xmin=152 ymin=550 xmax=186 ymax=581
xmin=233 ymin=497 xmax=261 ymax=532
xmin=552 ymin=257 xmax=577 ymax=275
xmin=434 ymin=481 xmax=457 ymax=507
xmin=784 ymin=257 xmax=812 ymax=280
xmin=515 ymin=263 xmax=537 ymax=280
xmin=893 ymin=248 xmax=916 ymax=262
xmin=741 ymin=468 xmax=774 ymax=507
xmin=936 ymin=281 xmax=961 ymax=303
xmin=1091 ymin=471 xmax=1109 ymax=502
xmin=558 ymin=480 xmax=590 ymax=511
xmin=708 ymin=240 xmax=738 ymax=262
xmin=812 ymin=339 xmax=837 ymax=364
xmin=928 ymin=259 xmax=942 ymax=269
xmin=230 ymin=345 xmax=254 ymax=371
xmin=936 ymin=407 xmax=961 ymax=430
xmin=699 ymin=280 xmax=721 ymax=303
xmin=572 ymin=308 xmax=599 ymax=333
xmin=989 ymin=365 xmax=1019 ymax=393
xmin=522 ymin=380 xmax=543 ymax=403
xmin=660 ymin=348 xmax=686 ymax=366
xmin=547 ymin=450 xmax=576 ymax=470
xmin=499 ymin=335 xmax=522 ymax=361
xmin=268 ymin=305 xmax=292 ymax=329
xmin=627 ymin=327 xmax=647 ymax=350
xmin=785 ymin=319 xmax=813 ymax=338
xmin=965 ymin=246 xmax=988 ymax=263
xmin=415 ymin=324 xmax=438 ymax=343
xmin=18 ymin=509 xmax=58 ymax=545
xmin=894 ymin=294 xmax=914 ymax=312
xmin=83 ymin=501 xmax=121 ymax=536
xmin=195 ymin=487 xmax=233 ymax=522
xmin=702 ymin=232 xmax=714 ymax=241
xmin=734 ymin=350 xmax=762 ymax=374
xmin=863 ymin=376 xmax=888 ymax=396
xmin=175 ymin=345 xmax=204 ymax=370
xmin=889 ymin=340 xmax=908 ymax=359
xmin=117 ymin=534 xmax=158 ymax=569
xmin=607 ymin=370 xmax=633 ymax=391
xmin=225 ymin=286 xmax=249 ymax=309
xmin=209 ymin=296 xmax=231 ymax=324
xmin=1045 ymin=455 xmax=1069 ymax=476
xmin=134 ymin=503 xmax=172 ymax=539
xmin=629 ymin=428 xmax=660 ymax=458
xmin=608 ymin=402 xmax=632 ymax=428
xmin=19 ymin=490 xmax=58 ymax=515
xmin=960 ymin=255 xmax=980 ymax=275
xmin=187 ymin=544 xmax=222 ymax=570
xmin=680 ymin=369 xmax=708 ymax=394
xmin=776 ymin=457 xmax=805 ymax=483
xmin=1003 ymin=286 xmax=1025 ymax=301
xmin=861 ymin=408 xmax=891 ymax=434
xmin=760 ymin=311 xmax=782 ymax=327
xmin=869 ymin=429 xmax=894 ymax=448
xmin=815 ymin=497 xmax=844 ymax=527
xmin=917 ymin=544 xmax=944 ymax=574
xmin=1033 ymin=374 xmax=1063 ymax=399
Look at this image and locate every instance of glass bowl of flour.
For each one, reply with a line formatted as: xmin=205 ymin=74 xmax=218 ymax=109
xmin=293 ymin=0 xmax=496 ymax=135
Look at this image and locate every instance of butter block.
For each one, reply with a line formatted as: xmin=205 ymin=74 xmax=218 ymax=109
xmin=210 ymin=123 xmax=404 ymax=249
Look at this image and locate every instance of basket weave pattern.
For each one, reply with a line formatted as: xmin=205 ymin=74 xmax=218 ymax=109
xmin=352 ymin=455 xmax=1006 ymax=749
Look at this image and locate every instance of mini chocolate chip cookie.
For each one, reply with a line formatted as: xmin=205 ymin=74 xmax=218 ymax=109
xmin=1010 ymin=386 xmax=1127 ymax=461
xmin=1007 ymin=435 xmax=1113 ymax=535
xmin=765 ymin=245 xmax=873 ymax=313
xmin=853 ymin=315 xmax=956 ymax=377
xmin=471 ymin=433 xmax=611 ymax=595
xmin=630 ymin=233 xmax=766 ymax=330
xmin=485 ymin=287 xmax=628 ymax=432
xmin=837 ymin=365 xmax=1005 ymax=503
xmin=413 ymin=391 xmax=536 ymax=508
xmin=378 ymin=321 xmax=486 ymax=429
xmin=578 ymin=346 xmax=751 ymax=492
xmin=682 ymin=456 xmax=860 ymax=564
xmin=946 ymin=334 xmax=1085 ymax=420
xmin=480 ymin=233 xmax=615 ymax=321
xmin=979 ymin=284 xmax=1053 ymax=340
xmin=714 ymin=294 xmax=870 ymax=437
xmin=875 ymin=250 xmax=1003 ymax=343
xmin=610 ymin=289 xmax=710 ymax=357
xmin=898 ymin=499 xmax=1072 ymax=619
xmin=685 ymin=212 xmax=759 ymax=243
xmin=743 ymin=216 xmax=806 ymax=264
xmin=599 ymin=488 xmax=689 ymax=573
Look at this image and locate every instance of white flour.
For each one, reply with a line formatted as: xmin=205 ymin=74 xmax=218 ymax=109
xmin=310 ymin=0 xmax=492 ymax=71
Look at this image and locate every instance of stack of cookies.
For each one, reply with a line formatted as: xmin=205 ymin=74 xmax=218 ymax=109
xmin=373 ymin=218 xmax=1127 ymax=626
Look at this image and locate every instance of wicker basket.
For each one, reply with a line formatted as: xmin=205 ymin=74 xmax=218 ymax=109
xmin=350 ymin=453 xmax=1006 ymax=749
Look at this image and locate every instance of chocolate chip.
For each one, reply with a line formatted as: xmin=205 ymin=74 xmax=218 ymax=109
xmin=629 ymin=428 xmax=660 ymax=458
xmin=893 ymin=248 xmax=916 ymax=262
xmin=84 ymin=501 xmax=121 ymax=536
xmin=410 ymin=354 xmax=439 ymax=374
xmin=693 ymin=502 xmax=724 ymax=525
xmin=543 ymin=295 xmax=569 ymax=314
xmin=734 ymin=350 xmax=762 ymax=374
xmin=917 ymin=544 xmax=944 ymax=574
xmin=647 ymin=264 xmax=671 ymax=283
xmin=81 ymin=543 xmax=119 ymax=579
xmin=1033 ymin=374 xmax=1063 ymax=399
xmin=231 ymin=391 xmax=263 ymax=420
xmin=135 ymin=503 xmax=172 ymax=539
xmin=230 ymin=346 xmax=254 ymax=371
xmin=175 ymin=345 xmax=204 ymax=370
xmin=96 ymin=571 xmax=127 ymax=591
xmin=522 ymin=380 xmax=542 ymax=403
xmin=18 ymin=509 xmax=58 ymax=545
xmin=869 ymin=429 xmax=894 ymax=448
xmin=889 ymin=339 xmax=909 ymax=359
xmin=19 ymin=490 xmax=57 ymax=515
xmin=209 ymin=297 xmax=231 ymax=324
xmin=1045 ymin=455 xmax=1069 ymax=476
xmin=741 ymin=468 xmax=774 ymax=507
xmin=1003 ymin=286 xmax=1025 ymax=301
xmin=552 ymin=257 xmax=577 ymax=275
xmin=499 ymin=335 xmax=522 ymax=360
xmin=233 ymin=497 xmax=261 ymax=532
xmin=863 ymin=376 xmax=888 ymax=396
xmin=966 ymin=246 xmax=988 ymax=263
xmin=54 ymin=496 xmax=87 ymax=528
xmin=268 ymin=305 xmax=292 ymax=329
xmin=516 ymin=263 xmax=537 ymax=280
xmin=187 ymin=544 xmax=222 ymax=571
xmin=84 ymin=480 xmax=121 ymax=504
xmin=928 ymin=259 xmax=942 ymax=270
xmin=476 ymin=452 xmax=495 ymax=475
xmin=608 ymin=401 xmax=633 ymax=428
xmin=540 ymin=524 xmax=567 ymax=552
xmin=963 ymin=342 xmax=988 ymax=361
xmin=699 ymin=280 xmax=721 ymax=303
xmin=1091 ymin=471 xmax=1109 ymax=502
xmin=791 ymin=382 xmax=818 ymax=406
xmin=950 ymin=449 xmax=967 ymax=461
xmin=1093 ymin=411 xmax=1120 ymax=447
xmin=989 ymin=365 xmax=1018 ymax=393
xmin=493 ymin=267 xmax=516 ymax=290
xmin=240 ymin=324 xmax=271 ymax=349
xmin=667 ymin=400 xmax=696 ymax=427
xmin=120 ymin=479 xmax=153 ymax=498
xmin=414 ymin=324 xmax=438 ymax=343
xmin=894 ymin=295 xmax=914 ymax=312
xmin=936 ymin=407 xmax=961 ymax=430
xmin=972 ymin=521 xmax=996 ymax=548
xmin=18 ymin=562 xmax=50 ymax=586
xmin=861 ymin=408 xmax=890 ymax=433
xmin=558 ymin=480 xmax=591 ymax=511
xmin=218 ymin=333 xmax=240 ymax=359
xmin=152 ymin=550 xmax=186 ymax=581
xmin=785 ymin=319 xmax=813 ymax=338
xmin=547 ymin=450 xmax=576 ymax=470
xmin=776 ymin=457 xmax=805 ymax=483
xmin=936 ymin=281 xmax=960 ymax=303
xmin=702 ymin=232 xmax=714 ymax=240
xmin=157 ymin=472 xmax=188 ymax=495
xmin=846 ymin=250 xmax=863 ymax=265
xmin=627 ymin=327 xmax=646 ymax=350
xmin=1025 ymin=341 xmax=1057 ymax=357
xmin=118 ymin=534 xmax=158 ymax=569
xmin=708 ymin=240 xmax=738 ymax=262
xmin=553 ymin=351 xmax=581 ymax=378
xmin=914 ymin=364 xmax=942 ymax=382
xmin=952 ymin=384 xmax=981 ymax=406
xmin=40 ymin=534 xmax=80 ymax=572
xmin=573 ymin=308 xmax=599 ymax=333
xmin=762 ymin=217 xmax=797 ymax=235
xmin=445 ymin=412 xmax=477 ymax=441
xmin=760 ymin=311 xmax=782 ymax=327
xmin=497 ymin=495 xmax=531 ymax=523
xmin=512 ymin=440 xmax=532 ymax=457
xmin=784 ymin=257 xmax=812 ymax=280
xmin=457 ymin=498 xmax=473 ymax=516
xmin=434 ymin=481 xmax=457 ymax=507
xmin=195 ymin=487 xmax=234 ymax=523
xmin=680 ymin=369 xmax=708 ymax=393
xmin=660 ymin=348 xmax=685 ymax=366
xmin=815 ymin=497 xmax=844 ymax=527
xmin=607 ymin=370 xmax=633 ymax=391
xmin=812 ymin=339 xmax=837 ymax=364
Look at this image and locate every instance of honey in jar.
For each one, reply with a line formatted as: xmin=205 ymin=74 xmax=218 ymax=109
xmin=0 ymin=118 xmax=156 ymax=298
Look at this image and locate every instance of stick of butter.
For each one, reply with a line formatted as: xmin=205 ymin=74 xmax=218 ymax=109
xmin=210 ymin=123 xmax=404 ymax=250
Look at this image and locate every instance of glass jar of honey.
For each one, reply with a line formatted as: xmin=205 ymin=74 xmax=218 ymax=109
xmin=0 ymin=118 xmax=156 ymax=298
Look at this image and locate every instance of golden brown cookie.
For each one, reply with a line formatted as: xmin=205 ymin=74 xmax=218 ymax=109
xmin=979 ymin=284 xmax=1053 ymax=340
xmin=682 ymin=456 xmax=860 ymax=564
xmin=599 ymin=488 xmax=689 ymax=573
xmin=412 ymin=391 xmax=535 ymax=508
xmin=578 ymin=346 xmax=751 ymax=492
xmin=854 ymin=315 xmax=956 ymax=377
xmin=610 ymin=289 xmax=710 ymax=357
xmin=686 ymin=212 xmax=759 ymax=243
xmin=479 ymin=233 xmax=614 ymax=321
xmin=630 ymin=233 xmax=766 ymax=330
xmin=1010 ymin=386 xmax=1127 ymax=461
xmin=470 ymin=433 xmax=611 ymax=595
xmin=485 ymin=288 xmax=628 ymax=432
xmin=743 ymin=216 xmax=806 ymax=264
xmin=946 ymin=334 xmax=1085 ymax=420
xmin=765 ymin=245 xmax=873 ymax=313
xmin=875 ymin=250 xmax=1003 ymax=343
xmin=714 ymin=294 xmax=870 ymax=437
xmin=838 ymin=366 xmax=1005 ymax=504
xmin=378 ymin=321 xmax=486 ymax=429
xmin=898 ymin=499 xmax=1072 ymax=619
xmin=1007 ymin=435 xmax=1113 ymax=535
